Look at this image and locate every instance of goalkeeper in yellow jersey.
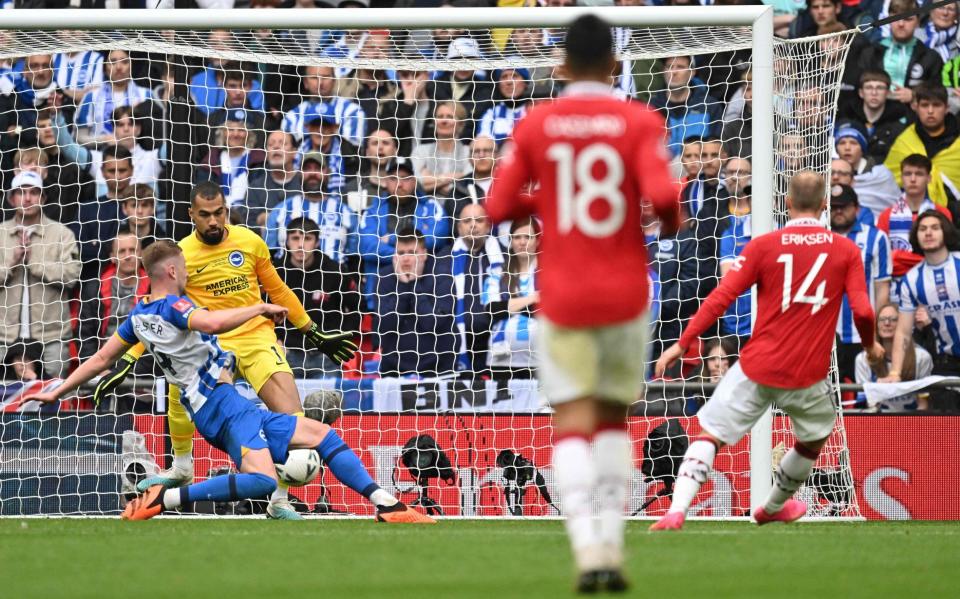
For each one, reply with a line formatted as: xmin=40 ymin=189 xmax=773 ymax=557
xmin=96 ymin=182 xmax=358 ymax=520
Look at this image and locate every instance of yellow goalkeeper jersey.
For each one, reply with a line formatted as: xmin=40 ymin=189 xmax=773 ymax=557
xmin=179 ymin=224 xmax=311 ymax=341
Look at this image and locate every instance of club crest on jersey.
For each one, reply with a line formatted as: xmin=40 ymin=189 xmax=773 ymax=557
xmin=172 ymin=299 xmax=192 ymax=313
xmin=228 ymin=251 xmax=245 ymax=268
xmin=731 ymin=255 xmax=748 ymax=271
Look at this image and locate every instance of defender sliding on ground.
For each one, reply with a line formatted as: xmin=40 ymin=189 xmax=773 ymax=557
xmin=33 ymin=240 xmax=433 ymax=524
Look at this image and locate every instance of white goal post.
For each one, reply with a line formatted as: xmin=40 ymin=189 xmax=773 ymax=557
xmin=0 ymin=6 xmax=859 ymax=519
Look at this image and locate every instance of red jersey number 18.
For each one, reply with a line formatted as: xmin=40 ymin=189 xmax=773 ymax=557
xmin=776 ymin=252 xmax=829 ymax=314
xmin=547 ymin=141 xmax=626 ymax=238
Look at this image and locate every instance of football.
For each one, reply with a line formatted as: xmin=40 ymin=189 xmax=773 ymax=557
xmin=274 ymin=449 xmax=321 ymax=487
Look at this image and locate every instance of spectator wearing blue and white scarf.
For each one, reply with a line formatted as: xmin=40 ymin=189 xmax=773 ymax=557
xmin=446 ymin=202 xmax=505 ymax=374
xmin=75 ymin=50 xmax=152 ymax=144
xmin=920 ymin=1 xmax=959 ymax=62
xmin=488 ymin=217 xmax=540 ymax=379
xmin=194 ymin=110 xmax=264 ymax=211
xmin=478 ymin=61 xmax=532 ymax=146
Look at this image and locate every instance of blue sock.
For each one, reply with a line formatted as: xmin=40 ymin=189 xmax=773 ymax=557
xmin=175 ymin=473 xmax=277 ymax=507
xmin=316 ymin=431 xmax=379 ymax=499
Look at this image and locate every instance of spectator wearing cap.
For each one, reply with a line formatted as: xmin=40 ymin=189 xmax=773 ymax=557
xmin=265 ymin=151 xmax=358 ymax=268
xmin=375 ymin=227 xmax=457 ymax=377
xmin=835 ymin=71 xmax=912 ymax=163
xmin=75 ymin=49 xmax=153 ymax=145
xmin=359 ymin=128 xmax=399 ymax=200
xmin=377 ymin=68 xmax=437 ymax=157
xmin=282 ymin=64 xmax=366 ymax=150
xmin=884 ymin=84 xmax=960 ymax=207
xmin=195 ymin=109 xmax=265 ymax=209
xmin=0 ymin=171 xmax=80 ymax=379
xmin=835 ymin=121 xmax=900 ymax=220
xmin=649 ymin=55 xmax=723 ymax=158
xmin=297 ymin=102 xmax=360 ymax=193
xmin=432 ymin=37 xmax=495 ymax=138
xmin=448 ymin=135 xmax=497 ymax=225
xmin=76 ymin=145 xmax=135 ymax=279
xmin=77 ymin=229 xmax=149 ymax=362
xmin=243 ymin=130 xmax=301 ymax=233
xmin=274 ymin=216 xmax=362 ymax=379
xmin=359 ymin=156 xmax=450 ymax=308
xmin=412 ymin=100 xmax=471 ymax=198
xmin=877 ymin=153 xmax=955 ymax=277
xmin=829 ymin=182 xmax=892 ymax=381
xmin=477 ymin=60 xmax=532 ymax=146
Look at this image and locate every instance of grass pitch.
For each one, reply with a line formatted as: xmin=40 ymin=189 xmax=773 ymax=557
xmin=1 ymin=519 xmax=956 ymax=598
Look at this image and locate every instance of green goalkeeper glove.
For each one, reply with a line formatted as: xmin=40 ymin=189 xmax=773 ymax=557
xmin=303 ymin=323 xmax=358 ymax=364
xmin=93 ymin=352 xmax=137 ymax=408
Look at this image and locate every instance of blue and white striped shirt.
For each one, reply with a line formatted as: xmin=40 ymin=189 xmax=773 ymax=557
xmin=838 ymin=222 xmax=892 ymax=344
xmin=283 ymin=97 xmax=366 ymax=148
xmin=899 ymin=252 xmax=960 ymax=358
xmin=296 ymin=135 xmax=347 ymax=193
xmin=76 ymin=82 xmax=152 ymax=137
xmin=115 ymin=295 xmax=232 ymax=420
xmin=478 ymin=102 xmax=527 ymax=145
xmin=264 ymin=193 xmax=358 ymax=264
xmin=52 ymin=51 xmax=104 ymax=92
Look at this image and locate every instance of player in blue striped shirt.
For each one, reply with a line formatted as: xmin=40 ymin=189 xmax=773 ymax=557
xmin=829 ymin=184 xmax=892 ymax=381
xmin=32 ymin=240 xmax=433 ymax=523
xmin=892 ymin=210 xmax=960 ymax=410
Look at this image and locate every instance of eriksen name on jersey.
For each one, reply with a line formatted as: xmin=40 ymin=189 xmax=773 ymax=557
xmin=782 ymin=232 xmax=834 ymax=246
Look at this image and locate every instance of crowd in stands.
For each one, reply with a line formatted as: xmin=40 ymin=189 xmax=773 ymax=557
xmin=3 ymin=0 xmax=960 ymax=413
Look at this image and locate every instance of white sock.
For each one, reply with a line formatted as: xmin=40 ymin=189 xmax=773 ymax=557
xmin=370 ymin=488 xmax=398 ymax=507
xmin=553 ymin=435 xmax=601 ymax=571
xmin=270 ymin=483 xmax=289 ymax=504
xmin=172 ymin=455 xmax=193 ymax=473
xmin=668 ymin=439 xmax=717 ymax=515
xmin=593 ymin=429 xmax=631 ymax=567
xmin=162 ymin=488 xmax=181 ymax=510
xmin=763 ymin=447 xmax=816 ymax=513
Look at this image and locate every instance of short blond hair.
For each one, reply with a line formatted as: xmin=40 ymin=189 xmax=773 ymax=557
xmin=141 ymin=239 xmax=182 ymax=277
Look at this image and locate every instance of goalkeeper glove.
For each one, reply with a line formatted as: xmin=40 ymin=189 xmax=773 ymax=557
xmin=303 ymin=323 xmax=358 ymax=364
xmin=93 ymin=352 xmax=137 ymax=408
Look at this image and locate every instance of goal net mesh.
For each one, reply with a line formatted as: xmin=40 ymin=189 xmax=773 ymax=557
xmin=0 ymin=23 xmax=860 ymax=518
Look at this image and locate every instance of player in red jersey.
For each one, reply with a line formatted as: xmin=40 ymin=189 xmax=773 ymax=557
xmin=486 ymin=14 xmax=680 ymax=593
xmin=650 ymin=171 xmax=885 ymax=531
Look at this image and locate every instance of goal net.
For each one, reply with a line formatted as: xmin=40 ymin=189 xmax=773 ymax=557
xmin=0 ymin=8 xmax=861 ymax=519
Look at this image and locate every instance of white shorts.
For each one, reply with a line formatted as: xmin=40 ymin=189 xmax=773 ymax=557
xmin=698 ymin=362 xmax=836 ymax=445
xmin=537 ymin=312 xmax=649 ymax=406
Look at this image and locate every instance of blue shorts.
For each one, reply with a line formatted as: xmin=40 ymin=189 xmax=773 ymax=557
xmin=193 ymin=383 xmax=297 ymax=468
